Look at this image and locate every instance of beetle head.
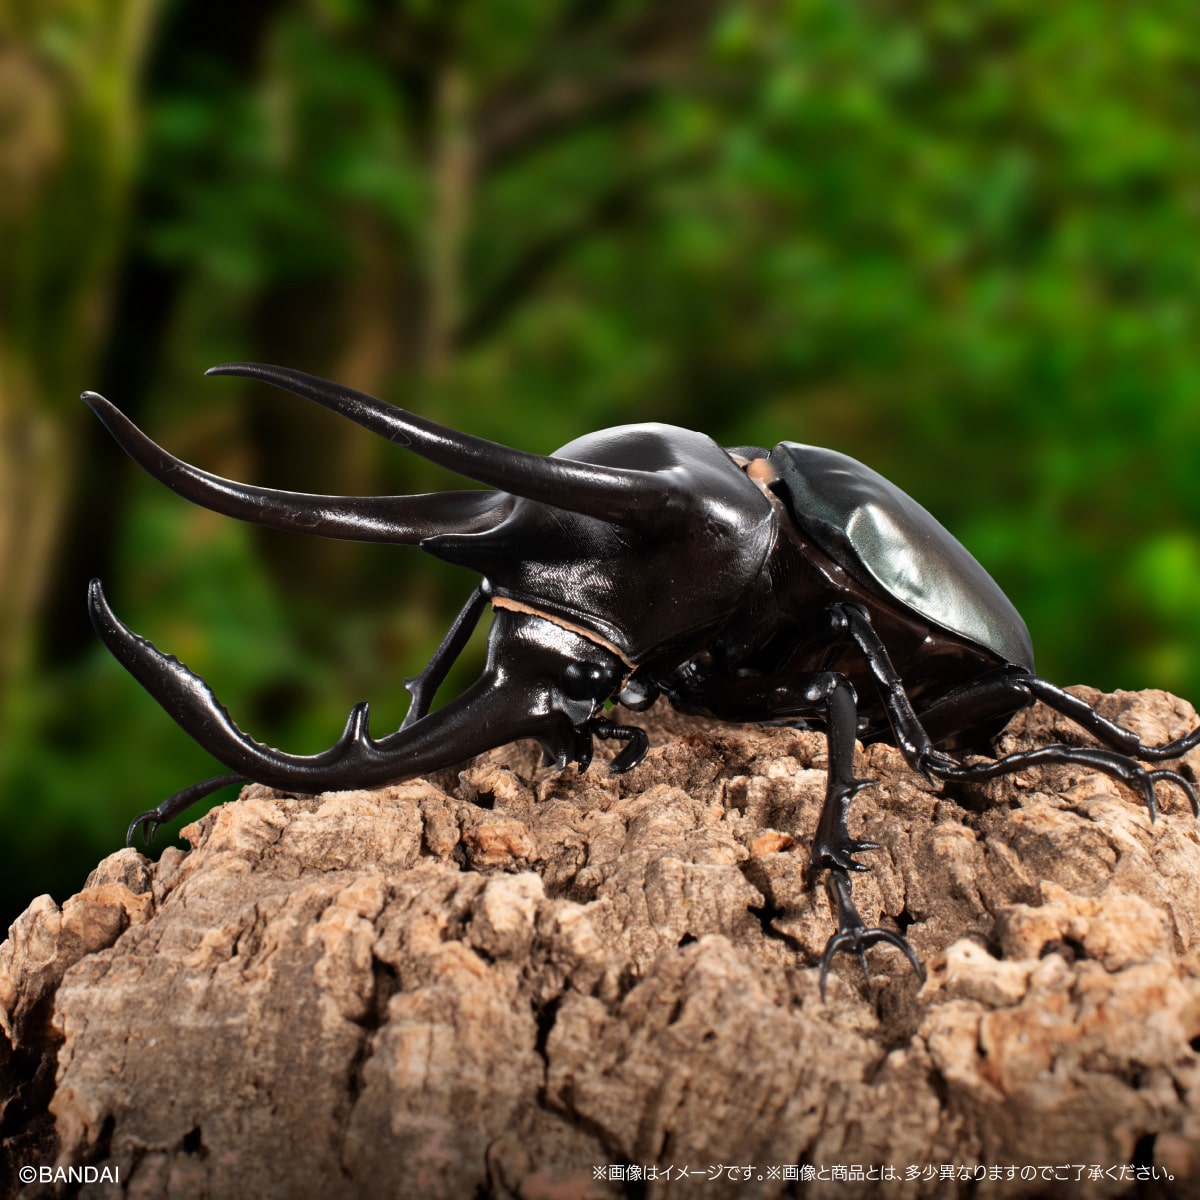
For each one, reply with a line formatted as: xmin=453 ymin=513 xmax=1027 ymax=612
xmin=85 ymin=363 xmax=776 ymax=670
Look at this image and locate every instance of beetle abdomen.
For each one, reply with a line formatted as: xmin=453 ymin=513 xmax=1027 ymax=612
xmin=769 ymin=443 xmax=1034 ymax=671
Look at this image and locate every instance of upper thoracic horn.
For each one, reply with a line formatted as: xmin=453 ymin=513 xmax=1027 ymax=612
xmin=81 ymin=390 xmax=511 ymax=544
xmin=204 ymin=362 xmax=677 ymax=528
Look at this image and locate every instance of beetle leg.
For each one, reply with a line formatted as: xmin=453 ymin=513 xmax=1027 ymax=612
xmin=666 ymin=667 xmax=878 ymax=871
xmin=925 ymin=745 xmax=1192 ymax=822
xmin=1020 ymin=675 xmax=1200 ymax=763
xmin=401 ymin=585 xmax=488 ymax=729
xmin=1149 ymin=769 xmax=1200 ymax=817
xmin=727 ymin=670 xmax=880 ymax=874
xmin=815 ymin=606 xmax=1199 ymax=816
xmin=908 ymin=667 xmax=1199 ymax=817
xmin=826 ymin=602 xmax=951 ymax=781
xmin=126 ymin=773 xmax=247 ymax=847
xmin=671 ymin=661 xmax=921 ymax=991
xmin=587 ymin=717 xmax=650 ymax=773
xmin=90 ymin=581 xmax=625 ymax=828
xmin=818 ymin=868 xmax=924 ymax=1001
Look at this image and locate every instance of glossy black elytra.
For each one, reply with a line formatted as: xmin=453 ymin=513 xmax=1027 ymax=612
xmin=83 ymin=363 xmax=1200 ymax=996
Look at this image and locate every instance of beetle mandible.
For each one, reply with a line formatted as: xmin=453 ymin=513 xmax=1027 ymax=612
xmin=83 ymin=362 xmax=1200 ymax=993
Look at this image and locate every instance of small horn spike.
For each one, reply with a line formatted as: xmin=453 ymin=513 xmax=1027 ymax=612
xmin=346 ymin=702 xmax=372 ymax=746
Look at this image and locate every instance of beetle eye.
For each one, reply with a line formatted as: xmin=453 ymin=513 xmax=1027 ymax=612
xmin=563 ymin=661 xmax=618 ymax=701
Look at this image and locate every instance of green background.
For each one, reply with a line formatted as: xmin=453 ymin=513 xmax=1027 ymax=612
xmin=3 ymin=0 xmax=1200 ymax=928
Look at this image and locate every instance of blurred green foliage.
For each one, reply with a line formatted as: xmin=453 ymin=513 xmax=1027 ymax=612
xmin=4 ymin=0 xmax=1200 ymax=925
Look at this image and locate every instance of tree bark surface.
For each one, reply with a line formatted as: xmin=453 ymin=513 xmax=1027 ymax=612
xmin=3 ymin=689 xmax=1200 ymax=1199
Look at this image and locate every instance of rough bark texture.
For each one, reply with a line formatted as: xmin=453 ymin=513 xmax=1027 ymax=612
xmin=3 ymin=689 xmax=1200 ymax=1198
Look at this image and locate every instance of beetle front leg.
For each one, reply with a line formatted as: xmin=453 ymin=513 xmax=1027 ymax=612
xmin=401 ymin=585 xmax=488 ymax=729
xmin=126 ymin=773 xmax=246 ymax=847
xmin=90 ymin=582 xmax=626 ymax=836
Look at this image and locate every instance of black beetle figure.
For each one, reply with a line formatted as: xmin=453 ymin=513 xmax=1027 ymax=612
xmin=83 ymin=362 xmax=1200 ymax=994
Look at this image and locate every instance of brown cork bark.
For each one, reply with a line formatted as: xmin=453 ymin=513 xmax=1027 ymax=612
xmin=2 ymin=689 xmax=1200 ymax=1199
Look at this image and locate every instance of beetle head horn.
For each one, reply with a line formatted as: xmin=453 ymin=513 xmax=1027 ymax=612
xmin=204 ymin=362 xmax=682 ymax=530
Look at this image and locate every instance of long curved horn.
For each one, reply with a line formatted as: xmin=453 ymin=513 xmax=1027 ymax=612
xmin=82 ymin=391 xmax=510 ymax=543
xmin=204 ymin=361 xmax=673 ymax=528
xmin=88 ymin=580 xmax=611 ymax=795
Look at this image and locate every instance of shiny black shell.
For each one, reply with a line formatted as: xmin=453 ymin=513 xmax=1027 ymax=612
xmin=768 ymin=442 xmax=1035 ymax=671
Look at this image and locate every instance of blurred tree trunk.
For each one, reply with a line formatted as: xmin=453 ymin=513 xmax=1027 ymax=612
xmin=35 ymin=0 xmax=289 ymax=669
xmin=422 ymin=64 xmax=474 ymax=379
xmin=0 ymin=0 xmax=156 ymax=735
xmin=0 ymin=353 xmax=72 ymax=729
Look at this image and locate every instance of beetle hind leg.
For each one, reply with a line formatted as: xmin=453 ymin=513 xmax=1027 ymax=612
xmin=924 ymin=744 xmax=1196 ymax=822
xmin=911 ymin=667 xmax=1200 ymax=819
xmin=1021 ymin=675 xmax=1200 ymax=764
